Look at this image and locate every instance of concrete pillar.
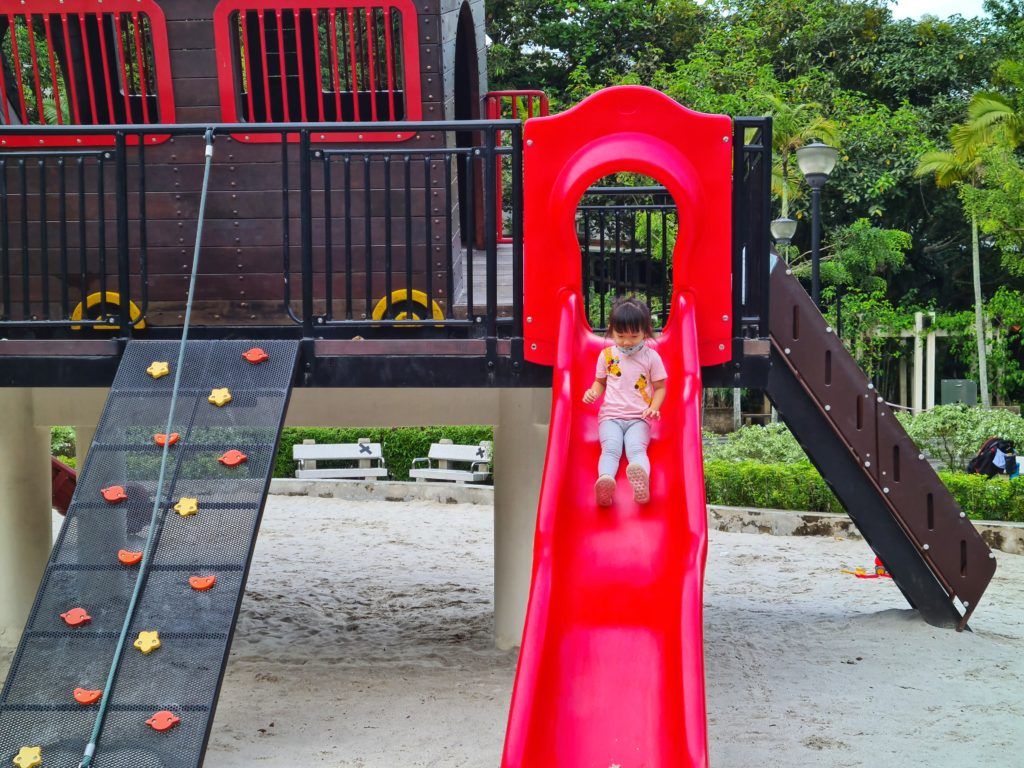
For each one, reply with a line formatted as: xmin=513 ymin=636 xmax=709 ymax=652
xmin=0 ymin=390 xmax=52 ymax=645
xmin=926 ymin=327 xmax=937 ymax=411
xmin=493 ymin=388 xmax=550 ymax=650
xmin=75 ymin=424 xmax=96 ymax=468
xmin=913 ymin=312 xmax=924 ymax=415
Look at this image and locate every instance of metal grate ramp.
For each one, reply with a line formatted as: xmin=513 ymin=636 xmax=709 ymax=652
xmin=1 ymin=340 xmax=298 ymax=767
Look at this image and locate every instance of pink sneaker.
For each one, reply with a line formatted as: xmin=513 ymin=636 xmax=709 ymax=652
xmin=595 ymin=475 xmax=616 ymax=507
xmin=626 ymin=463 xmax=650 ymax=504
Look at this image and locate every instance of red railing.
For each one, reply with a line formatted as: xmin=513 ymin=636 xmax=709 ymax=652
xmin=0 ymin=1 xmax=175 ymax=147
xmin=486 ymin=90 xmax=548 ymax=244
xmin=214 ymin=0 xmax=422 ymax=143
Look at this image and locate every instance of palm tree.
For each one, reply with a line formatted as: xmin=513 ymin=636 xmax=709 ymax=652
xmin=915 ymin=124 xmax=991 ymax=407
xmin=965 ymin=61 xmax=1024 ymax=150
xmin=759 ymin=94 xmax=840 ymax=217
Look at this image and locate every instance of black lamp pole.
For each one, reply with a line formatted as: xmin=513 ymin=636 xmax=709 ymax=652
xmin=810 ymin=183 xmax=822 ymax=306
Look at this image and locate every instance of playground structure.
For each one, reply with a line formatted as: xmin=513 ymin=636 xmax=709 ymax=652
xmin=0 ymin=2 xmax=999 ymax=766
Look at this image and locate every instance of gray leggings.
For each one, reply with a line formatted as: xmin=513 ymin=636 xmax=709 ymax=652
xmin=598 ymin=418 xmax=650 ymax=477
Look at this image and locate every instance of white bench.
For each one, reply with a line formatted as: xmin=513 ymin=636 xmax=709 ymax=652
xmin=409 ymin=440 xmax=492 ymax=484
xmin=292 ymin=438 xmax=388 ymax=480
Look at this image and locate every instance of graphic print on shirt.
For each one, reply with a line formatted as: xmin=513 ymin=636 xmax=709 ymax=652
xmin=634 ymin=374 xmax=652 ymax=405
xmin=604 ymin=347 xmax=622 ymax=377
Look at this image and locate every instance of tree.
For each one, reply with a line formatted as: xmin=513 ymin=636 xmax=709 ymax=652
xmin=915 ymin=125 xmax=994 ymax=406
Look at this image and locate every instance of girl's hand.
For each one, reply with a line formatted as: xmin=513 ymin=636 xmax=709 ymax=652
xmin=582 ymin=387 xmax=599 ymax=404
xmin=643 ymin=406 xmax=661 ymax=420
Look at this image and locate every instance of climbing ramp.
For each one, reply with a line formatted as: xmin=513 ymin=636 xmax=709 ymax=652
xmin=766 ymin=262 xmax=996 ymax=629
xmin=1 ymin=339 xmax=298 ymax=767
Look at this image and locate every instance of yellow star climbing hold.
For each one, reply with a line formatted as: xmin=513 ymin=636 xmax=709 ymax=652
xmin=208 ymin=387 xmax=232 ymax=407
xmin=134 ymin=630 xmax=161 ymax=655
xmin=13 ymin=746 xmax=42 ymax=768
xmin=146 ymin=361 xmax=170 ymax=379
xmin=174 ymin=497 xmax=199 ymax=517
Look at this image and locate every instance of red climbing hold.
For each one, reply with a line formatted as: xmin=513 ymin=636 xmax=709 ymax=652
xmin=189 ymin=575 xmax=217 ymax=592
xmin=118 ymin=550 xmax=143 ymax=566
xmin=61 ymin=608 xmax=92 ymax=627
xmin=154 ymin=432 xmax=180 ymax=447
xmin=146 ymin=710 xmax=181 ymax=732
xmin=218 ymin=449 xmax=248 ymax=467
xmin=101 ymin=486 xmax=128 ymax=504
xmin=242 ymin=347 xmax=269 ymax=364
xmin=73 ymin=688 xmax=103 ymax=706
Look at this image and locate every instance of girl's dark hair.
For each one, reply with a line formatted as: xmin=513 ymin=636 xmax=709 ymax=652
xmin=607 ymin=296 xmax=654 ymax=338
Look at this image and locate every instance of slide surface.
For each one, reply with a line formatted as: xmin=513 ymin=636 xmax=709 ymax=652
xmin=502 ymin=290 xmax=709 ymax=768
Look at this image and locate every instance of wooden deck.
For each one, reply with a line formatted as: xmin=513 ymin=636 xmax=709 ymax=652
xmin=451 ymin=243 xmax=516 ymax=315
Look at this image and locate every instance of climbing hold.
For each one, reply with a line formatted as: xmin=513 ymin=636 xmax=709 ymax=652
xmin=242 ymin=347 xmax=269 ymax=364
xmin=208 ymin=387 xmax=232 ymax=407
xmin=154 ymin=432 xmax=180 ymax=447
xmin=60 ymin=607 xmax=92 ymax=627
xmin=146 ymin=361 xmax=170 ymax=379
xmin=101 ymin=485 xmax=128 ymax=504
xmin=218 ymin=449 xmax=248 ymax=467
xmin=146 ymin=710 xmax=181 ymax=732
xmin=174 ymin=497 xmax=199 ymax=517
xmin=134 ymin=630 xmax=161 ymax=655
xmin=118 ymin=549 xmax=143 ymax=566
xmin=189 ymin=575 xmax=217 ymax=592
xmin=12 ymin=746 xmax=42 ymax=768
xmin=73 ymin=687 xmax=103 ymax=706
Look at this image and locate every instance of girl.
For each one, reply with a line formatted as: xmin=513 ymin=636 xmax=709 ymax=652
xmin=582 ymin=296 xmax=667 ymax=505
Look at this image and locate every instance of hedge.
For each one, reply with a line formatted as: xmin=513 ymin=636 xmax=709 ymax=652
xmin=274 ymin=426 xmax=493 ymax=481
xmin=704 ymin=459 xmax=1024 ymax=522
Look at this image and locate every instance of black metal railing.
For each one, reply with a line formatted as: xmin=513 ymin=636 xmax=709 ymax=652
xmin=0 ymin=120 xmax=522 ymax=350
xmin=577 ymin=118 xmax=772 ymax=342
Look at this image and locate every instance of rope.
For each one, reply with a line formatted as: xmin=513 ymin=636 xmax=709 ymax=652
xmin=79 ymin=128 xmax=215 ymax=768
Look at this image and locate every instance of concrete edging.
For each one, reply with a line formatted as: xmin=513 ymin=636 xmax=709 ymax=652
xmin=267 ymin=480 xmax=1024 ymax=556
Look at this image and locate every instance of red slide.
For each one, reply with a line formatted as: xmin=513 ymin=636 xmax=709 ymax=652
xmin=501 ymin=289 xmax=710 ymax=768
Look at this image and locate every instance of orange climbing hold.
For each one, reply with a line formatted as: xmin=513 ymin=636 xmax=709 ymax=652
xmin=118 ymin=550 xmax=143 ymax=566
xmin=146 ymin=710 xmax=181 ymax=732
xmin=101 ymin=485 xmax=128 ymax=504
xmin=218 ymin=449 xmax=248 ymax=467
xmin=154 ymin=432 xmax=180 ymax=447
xmin=208 ymin=387 xmax=232 ymax=407
xmin=73 ymin=687 xmax=103 ymax=705
xmin=189 ymin=575 xmax=217 ymax=592
xmin=12 ymin=746 xmax=42 ymax=768
xmin=242 ymin=347 xmax=269 ymax=364
xmin=60 ymin=607 xmax=92 ymax=627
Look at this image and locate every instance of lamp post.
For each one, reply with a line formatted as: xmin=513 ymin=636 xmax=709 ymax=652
xmin=796 ymin=142 xmax=839 ymax=307
xmin=770 ymin=217 xmax=798 ymax=251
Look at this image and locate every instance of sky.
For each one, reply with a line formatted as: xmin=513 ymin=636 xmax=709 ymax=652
xmin=889 ymin=0 xmax=989 ymax=19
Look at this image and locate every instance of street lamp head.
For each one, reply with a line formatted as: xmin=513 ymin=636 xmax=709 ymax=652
xmin=770 ymin=217 xmax=798 ymax=246
xmin=796 ymin=142 xmax=840 ymax=189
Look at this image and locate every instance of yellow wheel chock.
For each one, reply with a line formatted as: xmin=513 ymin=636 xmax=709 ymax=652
xmin=134 ymin=630 xmax=161 ymax=655
xmin=13 ymin=746 xmax=42 ymax=768
xmin=70 ymin=291 xmax=146 ymax=331
xmin=147 ymin=361 xmax=170 ymax=379
xmin=174 ymin=498 xmax=199 ymax=517
xmin=208 ymin=388 xmax=232 ymax=407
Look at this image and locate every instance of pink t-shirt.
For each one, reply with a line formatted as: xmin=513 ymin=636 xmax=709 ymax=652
xmin=595 ymin=343 xmax=668 ymax=422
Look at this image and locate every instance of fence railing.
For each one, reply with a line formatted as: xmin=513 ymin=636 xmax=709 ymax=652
xmin=0 ymin=120 xmax=522 ymax=348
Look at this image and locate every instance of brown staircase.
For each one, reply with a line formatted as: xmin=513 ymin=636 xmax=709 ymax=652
xmin=766 ymin=261 xmax=996 ymax=629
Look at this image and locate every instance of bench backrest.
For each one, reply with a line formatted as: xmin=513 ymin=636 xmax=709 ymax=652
xmin=427 ymin=441 xmax=492 ymax=464
xmin=293 ymin=443 xmax=383 ymax=461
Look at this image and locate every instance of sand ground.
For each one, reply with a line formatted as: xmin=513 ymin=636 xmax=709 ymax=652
xmin=3 ymin=496 xmax=1022 ymax=767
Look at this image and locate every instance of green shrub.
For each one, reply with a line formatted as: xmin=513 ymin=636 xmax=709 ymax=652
xmin=51 ymin=426 xmax=76 ymax=457
xmin=702 ymin=423 xmax=806 ymax=464
xmin=703 ymin=459 xmax=1024 ymax=522
xmin=274 ymin=426 xmax=493 ymax=481
xmin=897 ymin=404 xmax=1024 ymax=471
